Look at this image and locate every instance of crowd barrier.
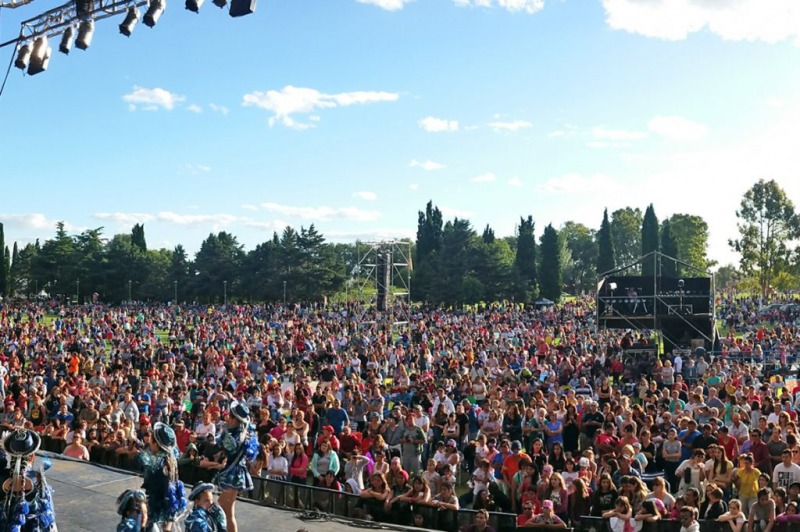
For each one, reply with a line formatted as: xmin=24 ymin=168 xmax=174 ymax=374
xmin=580 ymin=516 xmax=800 ymax=532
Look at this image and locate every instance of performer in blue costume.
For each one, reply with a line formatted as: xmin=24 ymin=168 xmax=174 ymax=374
xmin=139 ymin=422 xmax=187 ymax=531
xmin=0 ymin=428 xmax=57 ymax=532
xmin=184 ymin=483 xmax=226 ymax=532
xmin=215 ymin=402 xmax=258 ymax=532
xmin=116 ymin=489 xmax=147 ymax=532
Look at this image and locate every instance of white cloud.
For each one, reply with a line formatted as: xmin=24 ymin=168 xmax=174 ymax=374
xmin=601 ymin=0 xmax=800 ymax=43
xmin=471 ymin=172 xmax=497 ymax=183
xmin=0 ymin=213 xmax=62 ymax=230
xmin=353 ymin=191 xmax=378 ymax=201
xmin=243 ymin=219 xmax=288 ymax=232
xmin=242 ymin=85 xmax=399 ymax=129
xmin=538 ymin=173 xmax=622 ymax=194
xmin=409 ymin=184 xmax=419 ymax=191
xmin=410 ymin=159 xmax=446 ymax=171
xmin=93 ymin=212 xmax=155 ymax=225
xmin=122 ymin=86 xmax=185 ymax=111
xmin=439 ymin=206 xmax=475 ymax=218
xmin=508 ymin=177 xmax=524 ymax=187
xmin=647 ymin=115 xmax=708 ymax=142
xmin=765 ymin=97 xmax=785 ymax=108
xmin=591 ymin=126 xmax=647 ymax=141
xmin=156 ymin=212 xmax=239 ymax=227
xmin=488 ymin=120 xmax=532 ymax=132
xmin=241 ymin=204 xmax=258 ymax=211
xmin=325 ymin=228 xmax=416 ymax=241
xmin=454 ymin=0 xmax=543 ymax=14
xmin=186 ymin=164 xmax=212 ymax=174
xmin=356 ymin=0 xmax=414 ymax=11
xmin=418 ymin=116 xmax=459 ymax=132
xmin=586 ymin=141 xmax=633 ymax=149
xmin=209 ymin=103 xmax=229 ymax=115
xmin=186 ymin=104 xmax=203 ymax=113
xmin=260 ymin=202 xmax=381 ymax=222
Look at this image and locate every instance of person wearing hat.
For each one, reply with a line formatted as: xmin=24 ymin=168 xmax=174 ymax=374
xmin=139 ymin=421 xmax=188 ymax=531
xmin=0 ymin=428 xmax=57 ymax=532
xmin=184 ymin=483 xmax=226 ymax=532
xmin=215 ymin=400 xmax=259 ymax=532
xmin=116 ymin=489 xmax=147 ymax=532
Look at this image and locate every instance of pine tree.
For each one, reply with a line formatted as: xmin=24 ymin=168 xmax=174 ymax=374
xmin=539 ymin=224 xmax=563 ymax=302
xmin=596 ymin=209 xmax=616 ymax=274
xmin=641 ymin=204 xmax=660 ymax=277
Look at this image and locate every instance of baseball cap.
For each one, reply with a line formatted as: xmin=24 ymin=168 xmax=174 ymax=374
xmin=511 ymin=440 xmax=522 ymax=451
xmin=543 ymin=500 xmax=553 ymax=510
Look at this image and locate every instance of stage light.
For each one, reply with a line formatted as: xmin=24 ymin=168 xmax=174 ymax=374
xmin=212 ymin=0 xmax=226 ymax=8
xmin=14 ymin=44 xmax=31 ymax=70
xmin=229 ymin=0 xmax=255 ymax=17
xmin=678 ymin=279 xmax=685 ymax=289
xmin=59 ymin=26 xmax=75 ymax=54
xmin=609 ymin=282 xmax=618 ymax=291
xmin=119 ymin=6 xmax=140 ymax=36
xmin=185 ymin=0 xmax=204 ymax=13
xmin=143 ymin=0 xmax=165 ymax=27
xmin=27 ymin=36 xmax=52 ymax=75
xmin=75 ymin=19 xmax=94 ymax=50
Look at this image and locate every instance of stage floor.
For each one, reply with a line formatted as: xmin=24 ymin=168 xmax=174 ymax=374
xmin=43 ymin=454 xmax=374 ymax=532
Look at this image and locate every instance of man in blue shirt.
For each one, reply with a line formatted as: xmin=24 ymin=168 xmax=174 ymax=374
xmin=324 ymin=398 xmax=350 ymax=436
xmin=677 ymin=419 xmax=701 ymax=460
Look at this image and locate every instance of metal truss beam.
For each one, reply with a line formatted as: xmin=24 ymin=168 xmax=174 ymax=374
xmin=1 ymin=0 xmax=149 ymax=49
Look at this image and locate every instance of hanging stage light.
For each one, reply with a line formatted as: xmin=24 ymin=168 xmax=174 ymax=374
xmin=229 ymin=0 xmax=255 ymax=17
xmin=27 ymin=36 xmax=52 ymax=75
xmin=119 ymin=6 xmax=140 ymax=36
xmin=211 ymin=0 xmax=226 ymax=8
xmin=75 ymin=19 xmax=94 ymax=50
xmin=14 ymin=44 xmax=31 ymax=70
xmin=59 ymin=26 xmax=75 ymax=54
xmin=143 ymin=0 xmax=165 ymax=27
xmin=185 ymin=0 xmax=203 ymax=13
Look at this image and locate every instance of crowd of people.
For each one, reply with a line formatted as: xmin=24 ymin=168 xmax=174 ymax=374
xmin=1 ymin=295 xmax=800 ymax=531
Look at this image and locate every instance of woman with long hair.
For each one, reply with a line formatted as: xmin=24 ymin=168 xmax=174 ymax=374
xmin=544 ymin=472 xmax=569 ymax=522
xmin=139 ymin=422 xmax=187 ymax=531
xmin=568 ymin=477 xmax=591 ymax=525
xmin=288 ymin=442 xmax=309 ymax=484
xmin=548 ymin=442 xmax=567 ymax=472
xmin=215 ymin=402 xmax=260 ymax=532
xmin=355 ymin=472 xmax=392 ymax=522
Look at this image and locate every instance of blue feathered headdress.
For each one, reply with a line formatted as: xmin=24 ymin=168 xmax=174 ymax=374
xmin=165 ymin=480 xmax=188 ymax=516
xmin=243 ymin=433 xmax=259 ymax=462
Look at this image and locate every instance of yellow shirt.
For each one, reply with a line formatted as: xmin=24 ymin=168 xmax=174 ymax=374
xmin=737 ymin=467 xmax=761 ymax=498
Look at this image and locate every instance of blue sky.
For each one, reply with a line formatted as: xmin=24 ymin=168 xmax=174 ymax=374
xmin=1 ymin=0 xmax=800 ymax=268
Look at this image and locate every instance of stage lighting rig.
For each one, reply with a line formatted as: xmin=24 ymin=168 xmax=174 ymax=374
xmin=143 ymin=0 xmax=165 ymax=27
xmin=119 ymin=6 xmax=140 ymax=35
xmin=59 ymin=26 xmax=75 ymax=54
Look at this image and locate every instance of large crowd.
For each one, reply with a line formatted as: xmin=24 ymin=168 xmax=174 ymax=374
xmin=2 ymin=295 xmax=800 ymax=532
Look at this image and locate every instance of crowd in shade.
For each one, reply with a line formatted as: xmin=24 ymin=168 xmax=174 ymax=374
xmin=2 ymin=296 xmax=800 ymax=531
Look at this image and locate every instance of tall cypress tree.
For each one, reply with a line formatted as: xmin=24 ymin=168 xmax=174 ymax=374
xmin=596 ymin=209 xmax=616 ymax=274
xmin=641 ymin=204 xmax=660 ymax=276
xmin=9 ymin=242 xmax=18 ymax=296
xmin=660 ymin=220 xmax=679 ymax=278
xmin=0 ymin=224 xmax=6 ymax=297
xmin=539 ymin=224 xmax=563 ymax=302
xmin=131 ymin=224 xmax=147 ymax=252
xmin=514 ymin=216 xmax=538 ymax=302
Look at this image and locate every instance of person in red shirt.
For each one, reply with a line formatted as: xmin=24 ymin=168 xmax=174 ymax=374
xmin=749 ymin=428 xmax=772 ymax=473
xmin=595 ymin=422 xmax=620 ymax=459
xmin=173 ymin=419 xmax=192 ymax=453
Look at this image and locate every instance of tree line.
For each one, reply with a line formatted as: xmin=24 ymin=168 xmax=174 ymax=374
xmin=0 ymin=178 xmax=793 ymax=305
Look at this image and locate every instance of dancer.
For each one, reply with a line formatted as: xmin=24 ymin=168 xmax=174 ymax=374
xmin=215 ymin=402 xmax=259 ymax=532
xmin=0 ymin=428 xmax=57 ymax=532
xmin=185 ymin=483 xmax=226 ymax=532
xmin=116 ymin=489 xmax=147 ymax=532
xmin=140 ymin=422 xmax=187 ymax=531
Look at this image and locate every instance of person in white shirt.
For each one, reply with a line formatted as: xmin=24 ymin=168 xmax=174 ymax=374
xmin=432 ymin=389 xmax=455 ymax=416
xmin=773 ymin=449 xmax=800 ymax=491
xmin=673 ymin=352 xmax=683 ymax=375
xmin=266 ymin=444 xmax=289 ymax=481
